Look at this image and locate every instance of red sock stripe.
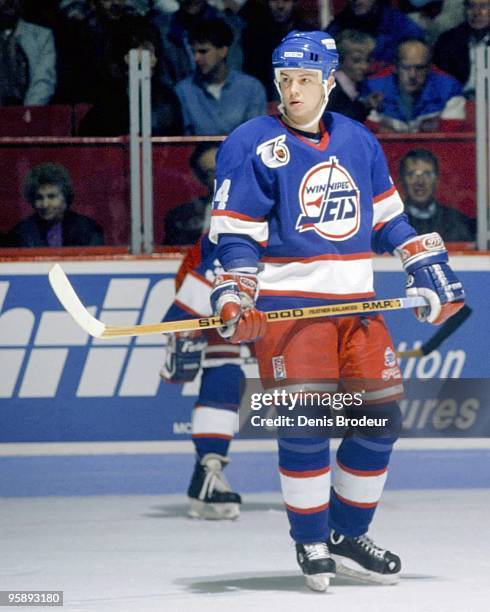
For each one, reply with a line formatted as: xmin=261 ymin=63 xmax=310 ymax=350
xmin=337 ymin=460 xmax=387 ymax=477
xmin=285 ymin=502 xmax=330 ymax=515
xmin=279 ymin=466 xmax=331 ymax=478
xmin=334 ymin=491 xmax=379 ymax=509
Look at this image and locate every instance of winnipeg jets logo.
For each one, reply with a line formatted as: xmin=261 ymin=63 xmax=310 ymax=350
xmin=256 ymin=135 xmax=290 ymax=168
xmin=296 ymin=157 xmax=360 ymax=241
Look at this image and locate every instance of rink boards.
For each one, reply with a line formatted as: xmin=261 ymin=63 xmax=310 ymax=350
xmin=0 ymin=256 xmax=489 ymax=445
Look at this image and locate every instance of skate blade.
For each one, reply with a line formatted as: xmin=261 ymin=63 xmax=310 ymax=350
xmin=332 ymin=555 xmax=399 ymax=585
xmin=188 ymin=498 xmax=240 ymax=520
xmin=304 ymin=572 xmax=334 ymax=592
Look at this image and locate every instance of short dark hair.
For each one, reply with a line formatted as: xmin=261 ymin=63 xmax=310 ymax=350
xmin=399 ymin=148 xmax=439 ymax=176
xmin=188 ymin=19 xmax=234 ymax=49
xmin=24 ymin=163 xmax=74 ymax=207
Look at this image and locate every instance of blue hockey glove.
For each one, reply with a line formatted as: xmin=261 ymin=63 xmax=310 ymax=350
xmin=210 ymin=272 xmax=267 ymax=343
xmin=160 ymin=331 xmax=207 ymax=383
xmin=396 ymin=233 xmax=465 ymax=325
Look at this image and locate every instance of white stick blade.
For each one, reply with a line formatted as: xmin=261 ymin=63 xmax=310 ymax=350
xmin=48 ymin=264 xmax=106 ymax=338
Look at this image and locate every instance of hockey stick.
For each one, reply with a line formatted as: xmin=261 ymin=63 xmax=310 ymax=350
xmin=396 ymin=304 xmax=472 ymax=358
xmin=48 ymin=263 xmax=428 ymax=340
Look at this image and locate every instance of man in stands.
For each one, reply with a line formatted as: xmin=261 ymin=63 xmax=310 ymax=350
xmin=362 ymin=38 xmax=466 ymax=132
xmin=151 ymin=0 xmax=244 ymax=85
xmin=400 ymin=149 xmax=475 ymax=241
xmin=175 ymin=18 xmax=266 ymax=135
xmin=0 ymin=0 xmax=56 ymax=105
xmin=164 ymin=143 xmax=219 ymax=245
xmin=434 ymin=0 xmax=490 ymax=99
xmin=55 ymin=0 xmax=147 ymax=103
xmin=242 ymin=0 xmax=311 ymax=100
xmin=78 ymin=16 xmax=183 ymax=136
xmin=327 ymin=0 xmax=424 ymax=67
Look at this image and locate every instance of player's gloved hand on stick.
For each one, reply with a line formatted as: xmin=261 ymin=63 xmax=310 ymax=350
xmin=210 ymin=272 xmax=267 ymax=343
xmin=396 ymin=232 xmax=465 ymax=325
xmin=160 ymin=331 xmax=207 ymax=383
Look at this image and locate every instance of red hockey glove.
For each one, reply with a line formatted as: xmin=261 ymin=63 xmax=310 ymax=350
xmin=396 ymin=233 xmax=465 ymax=325
xmin=210 ymin=272 xmax=267 ymax=343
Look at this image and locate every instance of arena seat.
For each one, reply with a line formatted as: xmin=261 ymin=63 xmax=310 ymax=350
xmin=0 ymin=105 xmax=73 ymax=137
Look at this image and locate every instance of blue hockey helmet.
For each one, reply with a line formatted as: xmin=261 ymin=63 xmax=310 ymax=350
xmin=272 ymin=31 xmax=339 ymax=83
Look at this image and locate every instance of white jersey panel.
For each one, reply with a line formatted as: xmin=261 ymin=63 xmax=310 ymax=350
xmin=260 ymin=257 xmax=374 ymax=299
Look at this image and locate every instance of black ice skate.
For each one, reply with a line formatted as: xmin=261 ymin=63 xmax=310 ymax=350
xmin=296 ymin=542 xmax=336 ymax=592
xmin=187 ymin=453 xmax=241 ymax=520
xmin=328 ymin=530 xmax=401 ymax=584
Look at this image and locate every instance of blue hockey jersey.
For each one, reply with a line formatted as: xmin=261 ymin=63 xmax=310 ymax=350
xmin=209 ymin=112 xmax=416 ymax=310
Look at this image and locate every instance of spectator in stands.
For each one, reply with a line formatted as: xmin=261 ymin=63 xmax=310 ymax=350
xmin=6 ymin=163 xmax=105 ymax=247
xmin=434 ymin=0 xmax=489 ymax=99
xmin=175 ymin=18 xmax=266 ymax=135
xmin=60 ymin=0 xmax=150 ymax=17
xmin=164 ymin=142 xmax=218 ymax=244
xmin=78 ymin=16 xmax=183 ymax=135
xmin=362 ymin=38 xmax=466 ymax=132
xmin=151 ymin=0 xmax=244 ymax=85
xmin=55 ymin=0 xmax=149 ymax=103
xmin=22 ymin=0 xmax=61 ymax=28
xmin=241 ymin=0 xmax=310 ymax=100
xmin=406 ymin=0 xmax=444 ymax=45
xmin=0 ymin=0 xmax=56 ymax=105
xmin=327 ymin=29 xmax=383 ymax=122
xmin=327 ymin=0 xmax=424 ymax=67
xmin=400 ymin=148 xmax=475 ymax=241
xmin=411 ymin=0 xmax=468 ymax=45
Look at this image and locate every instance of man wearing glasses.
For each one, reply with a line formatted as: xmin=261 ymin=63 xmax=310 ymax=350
xmin=399 ymin=148 xmax=475 ymax=241
xmin=362 ymin=38 xmax=466 ymax=132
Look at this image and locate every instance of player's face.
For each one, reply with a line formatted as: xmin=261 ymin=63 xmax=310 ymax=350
xmin=268 ymin=0 xmax=295 ymax=23
xmin=278 ymin=69 xmax=325 ymax=127
xmin=396 ymin=42 xmax=431 ymax=95
xmin=341 ymin=43 xmax=372 ymax=84
xmin=465 ymin=0 xmax=489 ymax=30
xmin=193 ymin=42 xmax=227 ymax=78
xmin=33 ymin=184 xmax=68 ymax=222
xmin=401 ymin=159 xmax=438 ymax=206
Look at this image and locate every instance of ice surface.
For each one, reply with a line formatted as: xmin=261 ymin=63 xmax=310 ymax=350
xmin=2 ymin=490 xmax=489 ymax=611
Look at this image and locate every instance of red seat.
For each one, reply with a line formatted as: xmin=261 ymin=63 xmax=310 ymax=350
xmin=0 ymin=105 xmax=72 ymax=137
xmin=72 ymin=104 xmax=93 ymax=135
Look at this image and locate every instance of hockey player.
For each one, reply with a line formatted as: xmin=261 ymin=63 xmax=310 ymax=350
xmin=209 ymin=31 xmax=464 ymax=591
xmin=160 ymin=235 xmax=249 ymax=519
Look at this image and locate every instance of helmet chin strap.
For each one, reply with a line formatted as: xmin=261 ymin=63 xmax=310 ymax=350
xmin=275 ymin=78 xmax=336 ymax=131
